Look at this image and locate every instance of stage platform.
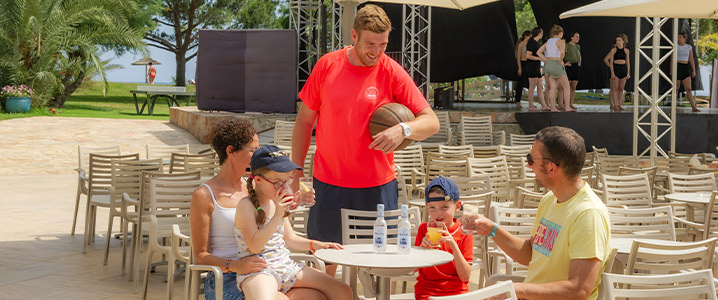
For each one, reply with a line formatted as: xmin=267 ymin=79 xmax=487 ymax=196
xmin=171 ymin=103 xmax=718 ymax=156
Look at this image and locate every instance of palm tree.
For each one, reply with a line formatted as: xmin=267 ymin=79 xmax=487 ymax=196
xmin=0 ymin=0 xmax=147 ymax=108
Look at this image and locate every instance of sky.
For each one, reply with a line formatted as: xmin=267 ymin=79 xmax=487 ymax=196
xmin=100 ymin=48 xmax=197 ymax=85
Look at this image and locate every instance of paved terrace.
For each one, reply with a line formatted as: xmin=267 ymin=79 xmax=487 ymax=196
xmin=2 ymin=117 xmax=486 ymax=299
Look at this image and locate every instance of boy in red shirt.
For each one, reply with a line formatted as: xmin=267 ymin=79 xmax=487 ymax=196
xmin=414 ymin=177 xmax=473 ymax=300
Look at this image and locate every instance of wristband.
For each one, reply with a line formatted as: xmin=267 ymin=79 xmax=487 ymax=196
xmin=488 ymin=222 xmax=498 ymax=238
xmin=224 ymin=259 xmax=232 ymax=273
xmin=309 ymin=240 xmax=316 ymax=254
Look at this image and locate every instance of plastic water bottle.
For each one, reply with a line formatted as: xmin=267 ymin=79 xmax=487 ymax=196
xmin=397 ymin=204 xmax=411 ymax=254
xmin=373 ymin=204 xmax=387 ymax=253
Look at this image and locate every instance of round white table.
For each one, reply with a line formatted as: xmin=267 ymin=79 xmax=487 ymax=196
xmin=665 ymin=192 xmax=713 ymax=222
xmin=314 ymin=244 xmax=453 ymax=300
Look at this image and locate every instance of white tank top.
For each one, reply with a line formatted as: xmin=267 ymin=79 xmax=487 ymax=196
xmin=202 ymin=183 xmax=239 ymax=260
xmin=677 ymin=44 xmax=692 ymax=61
xmin=545 ymin=38 xmax=561 ymax=58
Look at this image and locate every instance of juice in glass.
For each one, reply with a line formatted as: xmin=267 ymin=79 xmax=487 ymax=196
xmin=427 ymin=222 xmax=442 ymax=248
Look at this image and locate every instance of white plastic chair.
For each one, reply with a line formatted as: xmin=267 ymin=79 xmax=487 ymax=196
xmin=508 ymin=134 xmax=535 ymax=146
xmin=168 ymin=152 xmax=219 ymax=177
xmin=624 ymin=238 xmax=717 ymax=276
xmin=71 ymin=145 xmax=120 ymax=236
xmin=607 ymin=206 xmax=676 ymax=241
xmin=126 ymin=171 xmax=202 ymax=290
xmin=428 ymin=280 xmax=517 ymax=300
xmin=420 ymin=111 xmax=452 ymax=145
xmin=467 ymin=156 xmax=511 ymax=203
xmin=488 ymin=206 xmax=536 ymax=277
xmin=602 ymin=270 xmax=717 ymax=300
xmin=83 ymin=153 xmax=139 ymax=254
xmin=601 ymin=173 xmax=653 ymax=208
xmin=142 ymin=178 xmax=203 ymax=300
xmin=105 ymin=158 xmax=162 ymax=271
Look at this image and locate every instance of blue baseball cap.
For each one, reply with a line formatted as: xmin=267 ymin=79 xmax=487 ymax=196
xmin=250 ymin=145 xmax=302 ymax=172
xmin=425 ymin=176 xmax=460 ymax=202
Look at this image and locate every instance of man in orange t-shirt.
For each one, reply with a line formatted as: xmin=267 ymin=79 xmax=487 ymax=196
xmin=291 ymin=4 xmax=439 ymax=276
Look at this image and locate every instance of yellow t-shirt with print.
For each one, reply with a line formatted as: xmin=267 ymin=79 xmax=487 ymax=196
xmin=524 ymin=182 xmax=611 ymax=300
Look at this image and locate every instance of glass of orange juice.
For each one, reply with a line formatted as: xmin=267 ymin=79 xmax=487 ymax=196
xmin=427 ymin=221 xmax=443 ymax=248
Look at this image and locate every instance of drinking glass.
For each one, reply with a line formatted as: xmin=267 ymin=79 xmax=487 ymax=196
xmin=297 ymin=177 xmax=314 ymax=207
xmin=427 ymin=221 xmax=443 ymax=248
xmin=461 ymin=212 xmax=480 ymax=235
xmin=461 ymin=205 xmax=480 ymax=235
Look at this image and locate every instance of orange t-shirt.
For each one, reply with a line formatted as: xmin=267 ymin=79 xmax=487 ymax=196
xmin=413 ymin=220 xmax=473 ymax=300
xmin=298 ymin=47 xmax=429 ymax=188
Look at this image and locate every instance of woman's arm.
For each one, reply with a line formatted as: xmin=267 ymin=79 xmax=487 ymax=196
xmin=283 ymin=218 xmax=311 ymax=250
xmin=526 ymin=41 xmax=541 ymax=61
xmin=558 ymin=40 xmax=566 ymax=62
xmin=516 ymin=43 xmax=523 ymax=74
xmin=190 ymin=186 xmax=267 ymax=273
xmin=689 ymin=48 xmax=696 ymax=77
xmin=605 ymin=49 xmax=616 ymax=77
xmin=283 ymin=219 xmax=344 ymax=251
xmin=578 ymin=50 xmax=582 ymax=67
xmin=537 ymin=44 xmax=548 ymax=62
xmin=235 ymin=197 xmax=286 ymax=254
xmin=625 ymin=49 xmax=631 ymax=78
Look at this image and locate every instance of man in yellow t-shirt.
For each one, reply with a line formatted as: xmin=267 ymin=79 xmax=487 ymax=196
xmin=468 ymin=126 xmax=610 ymax=300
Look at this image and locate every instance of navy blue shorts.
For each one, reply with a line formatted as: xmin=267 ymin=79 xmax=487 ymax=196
xmin=307 ymin=177 xmax=398 ymax=244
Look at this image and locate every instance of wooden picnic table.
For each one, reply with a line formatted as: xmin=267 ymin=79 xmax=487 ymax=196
xmin=130 ymin=87 xmax=196 ymax=115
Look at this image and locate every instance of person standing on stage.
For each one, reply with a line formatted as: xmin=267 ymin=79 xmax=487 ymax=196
xmin=676 ymin=32 xmax=700 ymax=112
xmin=526 ymin=27 xmax=548 ymax=111
xmin=514 ymin=30 xmax=532 ymax=109
xmin=604 ymin=34 xmax=630 ymax=112
xmin=564 ymin=32 xmax=582 ymax=110
xmin=538 ymin=25 xmax=574 ymax=112
xmin=291 ymin=4 xmax=440 ymax=276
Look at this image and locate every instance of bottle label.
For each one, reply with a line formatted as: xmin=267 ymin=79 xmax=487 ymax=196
xmin=374 ymin=227 xmax=386 ymax=247
xmin=398 ymin=229 xmax=410 ymax=249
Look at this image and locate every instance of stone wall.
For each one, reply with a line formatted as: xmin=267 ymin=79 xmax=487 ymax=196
xmin=170 ymin=107 xmax=295 ymax=144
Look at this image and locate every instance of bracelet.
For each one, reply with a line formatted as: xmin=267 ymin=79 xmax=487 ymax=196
xmin=309 ymin=240 xmax=315 ymax=254
xmin=488 ymin=222 xmax=498 ymax=238
xmin=224 ymin=259 xmax=232 ymax=273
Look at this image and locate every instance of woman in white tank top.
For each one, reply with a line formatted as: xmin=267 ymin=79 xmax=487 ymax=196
xmin=190 ymin=119 xmax=328 ymax=300
xmin=538 ymin=25 xmax=575 ymax=112
xmin=676 ymin=32 xmax=699 ymax=112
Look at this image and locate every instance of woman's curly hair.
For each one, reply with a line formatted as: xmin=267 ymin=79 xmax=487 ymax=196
xmin=209 ymin=118 xmax=256 ymax=165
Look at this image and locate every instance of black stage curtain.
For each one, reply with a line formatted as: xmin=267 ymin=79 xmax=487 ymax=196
xmin=376 ymin=0 xmax=519 ymax=83
xmin=530 ymin=0 xmax=702 ymax=92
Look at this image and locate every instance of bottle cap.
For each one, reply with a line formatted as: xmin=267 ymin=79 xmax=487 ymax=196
xmin=377 ymin=204 xmax=384 ymax=211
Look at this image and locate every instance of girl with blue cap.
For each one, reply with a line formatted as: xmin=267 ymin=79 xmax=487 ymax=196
xmin=234 ymin=145 xmax=353 ymax=300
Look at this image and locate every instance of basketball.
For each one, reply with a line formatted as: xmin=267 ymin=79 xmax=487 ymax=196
xmin=369 ymin=103 xmax=416 ymax=151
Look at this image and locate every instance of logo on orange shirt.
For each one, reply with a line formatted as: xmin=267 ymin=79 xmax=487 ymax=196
xmin=365 ymin=87 xmax=378 ymax=99
xmin=531 ymin=217 xmax=562 ymax=257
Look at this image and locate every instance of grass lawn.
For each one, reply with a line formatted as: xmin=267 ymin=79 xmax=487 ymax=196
xmin=0 ymin=81 xmax=195 ymax=121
